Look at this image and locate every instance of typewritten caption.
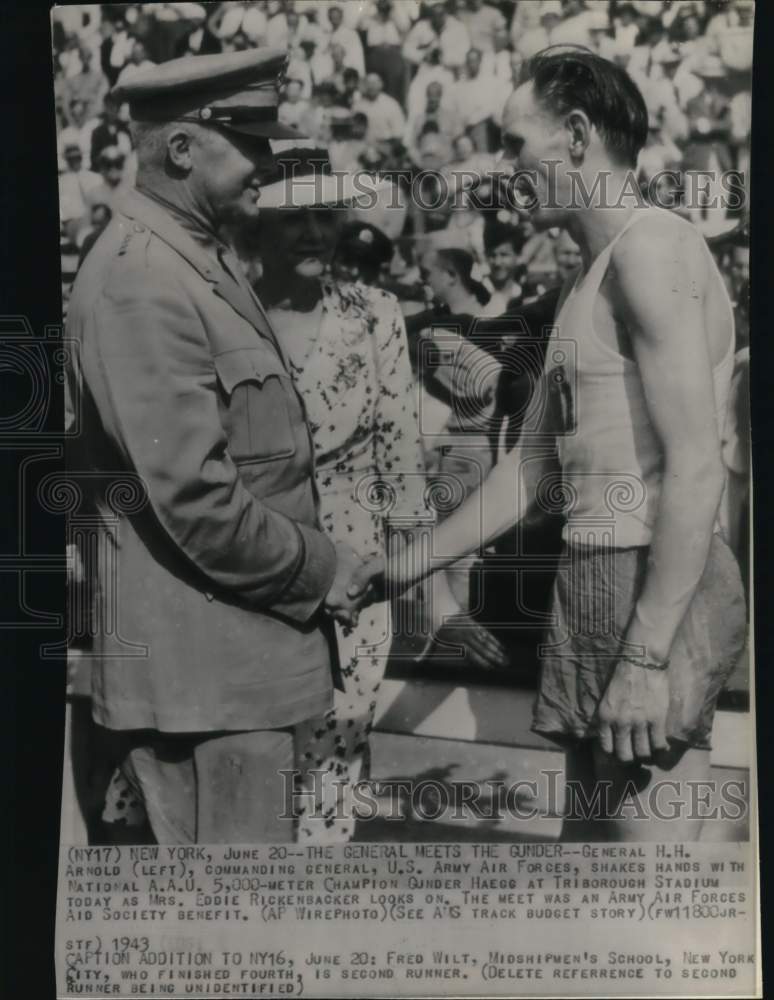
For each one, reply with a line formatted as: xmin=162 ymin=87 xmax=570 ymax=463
xmin=57 ymin=841 xmax=757 ymax=997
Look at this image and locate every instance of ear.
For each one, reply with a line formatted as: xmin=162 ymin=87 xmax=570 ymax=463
xmin=565 ymin=109 xmax=592 ymax=162
xmin=166 ymin=127 xmax=194 ymax=172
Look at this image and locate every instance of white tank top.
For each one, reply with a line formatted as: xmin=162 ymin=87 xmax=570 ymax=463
xmin=544 ymin=207 xmax=735 ymax=549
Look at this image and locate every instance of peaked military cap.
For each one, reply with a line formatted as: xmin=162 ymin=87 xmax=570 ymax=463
xmin=111 ymin=47 xmax=305 ymax=140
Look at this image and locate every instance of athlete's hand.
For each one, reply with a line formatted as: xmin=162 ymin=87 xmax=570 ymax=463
xmin=596 ymin=661 xmax=670 ymax=763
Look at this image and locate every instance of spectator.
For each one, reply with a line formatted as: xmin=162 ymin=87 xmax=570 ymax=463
xmin=329 ymin=111 xmax=370 ymax=171
xmin=587 ymin=10 xmax=618 ymax=60
xmin=406 ymin=56 xmax=455 ymax=119
xmin=89 ymin=94 xmax=133 ymax=168
xmin=404 ymin=80 xmax=462 ymax=164
xmin=323 ymin=42 xmax=352 ymax=92
xmin=706 ymin=0 xmax=754 ymax=73
xmin=403 ymin=0 xmax=471 ymax=75
xmin=445 ymin=132 xmax=493 ymax=189
xmin=636 ymin=42 xmax=689 ymax=143
xmin=337 ymin=67 xmax=362 ymax=108
xmin=554 ymin=229 xmax=582 ymax=283
xmin=488 ymin=24 xmax=515 ymax=85
xmin=86 ymin=146 xmax=131 ymax=214
xmin=354 ymin=72 xmax=406 ymax=144
xmin=683 ymin=53 xmax=735 ymax=235
xmin=458 ymin=0 xmax=507 ymax=56
xmin=77 ymin=203 xmax=113 ymax=266
xmin=613 ymin=2 xmax=640 ymax=51
xmin=267 ymin=4 xmax=317 ymax=50
xmin=287 ymin=44 xmax=314 ymax=97
xmin=61 ymin=45 xmax=108 ymax=125
xmin=512 ymin=3 xmax=556 ymax=60
xmin=207 ymin=2 xmax=269 ymax=47
xmin=101 ymin=15 xmax=133 ymax=87
xmin=520 ymin=224 xmax=561 ymax=287
xmin=453 ymin=47 xmax=495 ymax=151
xmin=325 ymin=4 xmax=366 ymax=77
xmin=278 ymin=77 xmax=311 ymax=131
xmin=58 ymin=98 xmax=99 ymax=170
xmin=482 ymin=220 xmax=524 ymax=316
xmin=550 ymin=0 xmax=594 ymax=47
xmin=508 ymin=0 xmax=541 ymax=51
xmin=303 ymin=81 xmax=340 ymax=142
xmin=638 ymin=110 xmax=683 ymax=184
xmin=493 ymin=49 xmax=526 ymax=126
xmin=362 ymin=0 xmax=408 ymax=103
xmin=58 ymin=143 xmax=102 ymax=242
xmin=115 ymin=40 xmax=156 ymax=86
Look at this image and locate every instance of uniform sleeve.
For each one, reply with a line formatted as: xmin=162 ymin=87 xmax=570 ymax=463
xmin=370 ymin=292 xmax=429 ymax=523
xmin=91 ymin=268 xmax=336 ymax=622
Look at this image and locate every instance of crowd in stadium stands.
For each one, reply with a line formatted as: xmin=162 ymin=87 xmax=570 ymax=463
xmin=54 ymin=0 xmax=751 ymax=608
xmin=54 ymin=1 xmax=750 ymax=321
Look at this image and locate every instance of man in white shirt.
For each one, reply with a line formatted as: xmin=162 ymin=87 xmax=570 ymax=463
xmin=115 ymin=40 xmax=156 ymax=87
xmin=404 ymin=80 xmax=462 ymax=164
xmin=550 ymin=0 xmax=594 ymax=47
xmin=58 ymin=143 xmax=102 ymax=241
xmin=58 ymin=98 xmax=99 ymax=170
xmin=403 ymin=0 xmax=471 ymax=76
xmin=324 ymin=4 xmax=365 ymax=77
xmin=354 ymin=72 xmax=406 ymax=144
xmin=453 ymin=48 xmax=495 ymax=151
xmin=457 ymin=0 xmax=507 ymax=55
xmin=209 ymin=2 xmax=269 ymax=46
xmin=278 ymin=78 xmax=311 ymax=131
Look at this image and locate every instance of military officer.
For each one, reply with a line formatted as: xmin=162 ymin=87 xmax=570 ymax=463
xmin=65 ymin=48 xmax=369 ymax=844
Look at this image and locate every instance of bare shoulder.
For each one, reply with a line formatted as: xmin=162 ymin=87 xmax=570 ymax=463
xmin=609 ymin=212 xmax=708 ymax=314
xmin=611 ymin=210 xmax=704 ymax=278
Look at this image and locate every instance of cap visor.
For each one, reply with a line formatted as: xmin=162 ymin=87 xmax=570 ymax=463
xmin=258 ymin=173 xmax=388 ymax=210
xmin=221 ymin=120 xmax=310 ymax=140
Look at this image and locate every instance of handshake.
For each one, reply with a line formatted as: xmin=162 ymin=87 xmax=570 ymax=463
xmin=323 ymin=542 xmax=388 ymax=628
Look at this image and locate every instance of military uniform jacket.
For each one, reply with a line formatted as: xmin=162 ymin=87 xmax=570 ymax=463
xmin=65 ymin=188 xmax=337 ymax=733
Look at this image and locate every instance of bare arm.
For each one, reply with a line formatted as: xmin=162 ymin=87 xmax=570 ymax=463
xmin=383 ymin=381 xmax=559 ymax=590
xmin=597 ymin=217 xmax=728 ymax=762
xmin=613 ymin=219 xmax=726 ymax=662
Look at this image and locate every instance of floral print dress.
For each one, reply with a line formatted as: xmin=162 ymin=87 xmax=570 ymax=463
xmin=269 ymin=280 xmax=428 ymax=842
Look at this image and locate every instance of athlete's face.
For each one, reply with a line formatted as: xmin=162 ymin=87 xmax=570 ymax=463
xmin=500 ymin=82 xmax=575 ymax=231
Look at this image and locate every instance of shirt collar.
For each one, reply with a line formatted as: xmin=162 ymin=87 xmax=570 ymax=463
xmin=135 ymin=183 xmax=223 ymax=254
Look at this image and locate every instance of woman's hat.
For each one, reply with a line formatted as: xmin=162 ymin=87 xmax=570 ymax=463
xmin=257 ymin=141 xmax=390 ymax=209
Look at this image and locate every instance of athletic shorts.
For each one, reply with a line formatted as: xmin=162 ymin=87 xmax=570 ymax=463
xmin=532 ymin=532 xmax=747 ymax=750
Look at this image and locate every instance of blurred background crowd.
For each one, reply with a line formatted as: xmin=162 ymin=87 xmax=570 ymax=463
xmin=54 ymin=0 xmax=751 ymax=698
xmin=55 ymin=0 xmax=750 ymax=321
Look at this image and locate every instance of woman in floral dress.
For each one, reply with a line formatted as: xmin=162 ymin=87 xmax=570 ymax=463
xmin=247 ymin=159 xmax=429 ymax=841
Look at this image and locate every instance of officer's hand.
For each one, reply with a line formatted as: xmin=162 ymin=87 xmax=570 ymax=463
xmin=325 ymin=543 xmax=380 ymax=628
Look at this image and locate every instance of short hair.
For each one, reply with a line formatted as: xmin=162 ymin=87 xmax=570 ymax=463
xmin=130 ymin=120 xmax=176 ymax=171
xmin=526 ymin=46 xmax=648 ymax=168
xmin=435 ymin=248 xmax=490 ymax=307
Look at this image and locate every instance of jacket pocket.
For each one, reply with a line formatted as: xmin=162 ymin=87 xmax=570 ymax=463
xmin=214 ymin=348 xmax=298 ymax=465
